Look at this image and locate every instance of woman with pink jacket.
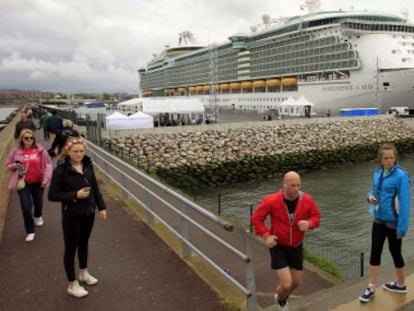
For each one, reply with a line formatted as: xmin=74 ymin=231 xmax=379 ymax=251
xmin=5 ymin=129 xmax=52 ymax=242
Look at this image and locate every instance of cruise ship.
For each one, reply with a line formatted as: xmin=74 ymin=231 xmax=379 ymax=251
xmin=138 ymin=1 xmax=414 ymax=115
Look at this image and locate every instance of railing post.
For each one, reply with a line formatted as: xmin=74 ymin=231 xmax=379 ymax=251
xmin=217 ymin=190 xmax=221 ymax=215
xmin=181 ymin=204 xmax=191 ymax=258
xmin=249 ymin=204 xmax=253 ymax=234
xmin=360 ymin=252 xmax=364 ymax=277
xmin=146 ymin=191 xmax=154 ymax=224
xmin=237 ymin=227 xmax=257 ymax=311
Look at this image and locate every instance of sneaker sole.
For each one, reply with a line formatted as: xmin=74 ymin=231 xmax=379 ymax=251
xmin=383 ymin=285 xmax=407 ymax=293
xmin=359 ymin=296 xmax=374 ymax=303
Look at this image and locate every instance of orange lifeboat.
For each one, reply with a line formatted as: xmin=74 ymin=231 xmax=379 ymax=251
xmin=253 ymin=80 xmax=266 ymax=88
xmin=230 ymin=82 xmax=241 ymax=90
xmin=241 ymin=81 xmax=252 ymax=89
xmin=188 ymin=86 xmax=196 ymax=93
xmin=219 ymin=83 xmax=230 ymax=91
xmin=177 ymin=87 xmax=186 ymax=94
xmin=266 ymin=79 xmax=281 ymax=87
xmin=203 ymin=85 xmax=210 ymax=92
xmin=281 ymin=77 xmax=298 ymax=86
xmin=195 ymin=85 xmax=203 ymax=93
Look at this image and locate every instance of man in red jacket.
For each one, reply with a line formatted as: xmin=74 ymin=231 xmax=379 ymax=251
xmin=251 ymin=171 xmax=321 ymax=311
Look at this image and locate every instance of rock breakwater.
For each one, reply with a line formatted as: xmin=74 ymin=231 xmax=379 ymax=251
xmin=103 ymin=117 xmax=414 ymax=189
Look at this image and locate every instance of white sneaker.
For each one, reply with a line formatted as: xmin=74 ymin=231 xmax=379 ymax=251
xmin=274 ymin=293 xmax=289 ymax=311
xmin=25 ymin=233 xmax=35 ymax=242
xmin=34 ymin=217 xmax=44 ymax=227
xmin=79 ymin=271 xmax=98 ymax=285
xmin=67 ymin=280 xmax=88 ymax=298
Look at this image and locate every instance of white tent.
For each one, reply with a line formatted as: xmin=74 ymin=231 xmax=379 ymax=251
xmin=105 ymin=112 xmax=130 ymax=130
xmin=278 ymin=96 xmax=315 ymax=117
xmin=117 ymin=97 xmax=143 ymax=112
xmin=128 ymin=111 xmax=154 ymax=129
xmin=142 ymin=98 xmax=204 ymax=114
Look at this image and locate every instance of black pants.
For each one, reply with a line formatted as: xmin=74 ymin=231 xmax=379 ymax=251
xmin=62 ymin=214 xmax=95 ymax=282
xmin=369 ymin=221 xmax=404 ymax=268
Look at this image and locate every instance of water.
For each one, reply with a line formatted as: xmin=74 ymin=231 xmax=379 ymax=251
xmin=195 ymin=155 xmax=414 ymax=280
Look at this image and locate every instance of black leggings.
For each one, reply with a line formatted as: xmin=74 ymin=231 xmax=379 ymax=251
xmin=369 ymin=221 xmax=404 ymax=268
xmin=62 ymin=214 xmax=95 ymax=282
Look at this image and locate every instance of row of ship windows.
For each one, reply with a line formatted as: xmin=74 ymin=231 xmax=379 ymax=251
xmin=251 ymin=51 xmax=357 ymax=66
xmin=159 ymin=47 xmax=355 ymax=78
xmin=150 ymin=54 xmax=357 ymax=83
xmin=252 ymin=36 xmax=339 ymax=53
xmin=250 ymin=60 xmax=359 ymax=77
xmin=168 ymin=44 xmax=351 ymax=75
xmin=251 ymin=42 xmax=351 ymax=58
xmin=141 ymin=61 xmax=358 ymax=89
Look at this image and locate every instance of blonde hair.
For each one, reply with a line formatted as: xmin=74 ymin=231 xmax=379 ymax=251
xmin=19 ymin=129 xmax=36 ymax=148
xmin=57 ymin=136 xmax=86 ymax=162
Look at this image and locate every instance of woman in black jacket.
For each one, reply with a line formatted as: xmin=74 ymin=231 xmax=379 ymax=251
xmin=48 ymin=137 xmax=107 ymax=298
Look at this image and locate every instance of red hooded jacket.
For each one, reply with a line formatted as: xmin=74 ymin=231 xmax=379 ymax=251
xmin=251 ymin=190 xmax=321 ymax=247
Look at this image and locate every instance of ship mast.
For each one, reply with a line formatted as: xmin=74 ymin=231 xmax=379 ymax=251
xmin=209 ymin=43 xmax=218 ymax=122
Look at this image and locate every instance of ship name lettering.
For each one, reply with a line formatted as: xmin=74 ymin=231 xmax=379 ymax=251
xmin=361 ymin=84 xmax=373 ymax=90
xmin=322 ymin=85 xmax=353 ymax=92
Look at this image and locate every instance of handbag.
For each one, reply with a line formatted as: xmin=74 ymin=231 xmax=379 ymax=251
xmin=16 ymin=177 xmax=26 ymax=190
xmin=15 ymin=161 xmax=28 ymax=191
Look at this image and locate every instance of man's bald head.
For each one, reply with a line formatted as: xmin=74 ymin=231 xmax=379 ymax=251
xmin=283 ymin=171 xmax=301 ymax=200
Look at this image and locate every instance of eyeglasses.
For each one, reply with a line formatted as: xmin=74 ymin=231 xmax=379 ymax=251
xmin=23 ymin=137 xmax=34 ymax=141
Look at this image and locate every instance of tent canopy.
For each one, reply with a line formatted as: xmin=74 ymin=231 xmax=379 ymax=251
xmin=129 ymin=111 xmax=153 ymax=120
xmin=117 ymin=97 xmax=143 ymax=107
xmin=142 ymin=98 xmax=204 ymax=114
xmin=105 ymin=111 xmax=153 ymax=130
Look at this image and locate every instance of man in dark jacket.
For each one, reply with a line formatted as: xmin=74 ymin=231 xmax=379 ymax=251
xmin=14 ymin=108 xmax=37 ymax=139
xmin=46 ymin=110 xmax=63 ymax=142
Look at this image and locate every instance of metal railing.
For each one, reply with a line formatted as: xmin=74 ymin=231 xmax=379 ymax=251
xmin=86 ymin=140 xmax=258 ymax=311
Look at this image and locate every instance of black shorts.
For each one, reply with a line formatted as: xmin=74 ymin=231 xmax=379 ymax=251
xmin=269 ymin=244 xmax=303 ymax=270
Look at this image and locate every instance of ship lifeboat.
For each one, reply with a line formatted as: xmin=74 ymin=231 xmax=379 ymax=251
xmin=203 ymin=85 xmax=210 ymax=92
xmin=195 ymin=85 xmax=204 ymax=93
xmin=266 ymin=79 xmax=281 ymax=87
xmin=230 ymin=82 xmax=241 ymax=90
xmin=177 ymin=87 xmax=186 ymax=94
xmin=188 ymin=86 xmax=196 ymax=93
xmin=241 ymin=81 xmax=252 ymax=89
xmin=219 ymin=83 xmax=230 ymax=91
xmin=281 ymin=77 xmax=298 ymax=86
xmin=253 ymin=80 xmax=266 ymax=88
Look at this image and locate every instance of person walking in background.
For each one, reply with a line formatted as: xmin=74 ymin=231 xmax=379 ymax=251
xmin=49 ymin=119 xmax=80 ymax=161
xmin=359 ymin=143 xmax=411 ymax=303
xmin=14 ymin=108 xmax=37 ymax=140
xmin=251 ymin=171 xmax=321 ymax=311
xmin=39 ymin=110 xmax=50 ymax=140
xmin=48 ymin=137 xmax=107 ymax=298
xmin=5 ymin=129 xmax=52 ymax=242
xmin=46 ymin=110 xmax=63 ymax=143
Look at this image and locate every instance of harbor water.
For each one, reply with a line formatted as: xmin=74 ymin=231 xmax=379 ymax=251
xmin=195 ymin=155 xmax=414 ymax=281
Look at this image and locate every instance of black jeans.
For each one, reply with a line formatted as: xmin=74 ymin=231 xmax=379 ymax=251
xmin=62 ymin=214 xmax=95 ymax=282
xmin=369 ymin=221 xmax=404 ymax=268
xmin=17 ymin=183 xmax=44 ymax=234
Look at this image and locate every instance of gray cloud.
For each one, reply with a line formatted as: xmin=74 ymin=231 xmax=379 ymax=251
xmin=0 ymin=0 xmax=412 ymax=93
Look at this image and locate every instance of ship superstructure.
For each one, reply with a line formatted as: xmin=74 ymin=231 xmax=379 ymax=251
xmin=138 ymin=4 xmax=414 ymax=114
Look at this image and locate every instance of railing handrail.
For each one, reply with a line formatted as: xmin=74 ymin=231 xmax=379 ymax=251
xmin=85 ymin=140 xmax=257 ymax=309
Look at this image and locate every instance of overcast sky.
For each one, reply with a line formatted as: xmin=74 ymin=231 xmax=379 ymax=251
xmin=1 ymin=0 xmax=413 ymax=94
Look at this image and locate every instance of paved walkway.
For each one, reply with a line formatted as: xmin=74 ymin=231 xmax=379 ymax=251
xmin=0 ymin=128 xmax=334 ymax=311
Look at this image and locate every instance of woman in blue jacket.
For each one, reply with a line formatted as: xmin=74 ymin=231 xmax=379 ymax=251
xmin=359 ymin=143 xmax=411 ymax=303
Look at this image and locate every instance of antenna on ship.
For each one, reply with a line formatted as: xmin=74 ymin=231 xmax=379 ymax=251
xmin=300 ymin=0 xmax=320 ymax=13
xmin=178 ymin=31 xmax=196 ymax=46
